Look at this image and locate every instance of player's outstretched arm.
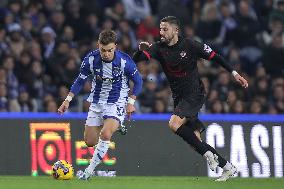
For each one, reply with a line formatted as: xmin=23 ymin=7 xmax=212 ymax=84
xmin=58 ymin=92 xmax=75 ymax=114
xmin=211 ymin=54 xmax=248 ymax=88
xmin=193 ymin=40 xmax=249 ymax=89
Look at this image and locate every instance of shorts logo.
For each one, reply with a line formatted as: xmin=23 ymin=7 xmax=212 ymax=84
xmin=30 ymin=123 xmax=71 ymax=176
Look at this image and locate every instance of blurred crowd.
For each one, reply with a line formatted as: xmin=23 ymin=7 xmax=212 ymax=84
xmin=0 ymin=0 xmax=283 ymax=114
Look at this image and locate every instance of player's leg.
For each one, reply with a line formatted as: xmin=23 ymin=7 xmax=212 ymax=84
xmin=191 ymin=120 xmax=237 ymax=181
xmin=170 ymin=97 xmax=220 ymax=171
xmin=170 ymin=115 xmax=212 ymax=156
xmin=84 ymin=104 xmax=103 ymax=147
xmin=78 ymin=118 xmax=119 ymax=180
xmin=85 ymin=118 xmax=119 ymax=173
xmin=84 ymin=126 xmax=102 ymax=147
xmin=78 ymin=103 xmax=124 ymax=180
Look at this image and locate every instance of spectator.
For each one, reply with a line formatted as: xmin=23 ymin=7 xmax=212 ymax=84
xmin=263 ymin=33 xmax=284 ymax=77
xmin=41 ymin=26 xmax=56 ymax=59
xmin=136 ymin=15 xmax=159 ymax=40
xmin=249 ymin=99 xmax=264 ymax=114
xmin=152 ymin=98 xmax=167 ymax=113
xmin=105 ymin=2 xmax=125 ymax=24
xmin=230 ymin=100 xmax=246 ymax=113
xmin=219 ymin=1 xmax=238 ymax=46
xmin=2 ymin=55 xmax=18 ymax=99
xmin=122 ymin=0 xmax=151 ymax=22
xmin=209 ymin=100 xmax=225 ymax=113
xmin=0 ymin=84 xmax=8 ymax=112
xmin=7 ymin=23 xmax=25 ymax=59
xmin=211 ymin=71 xmax=231 ymax=101
xmin=18 ymin=85 xmax=36 ymax=112
xmin=196 ymin=2 xmax=222 ymax=47
xmin=139 ymin=78 xmax=158 ymax=112
xmin=272 ymin=84 xmax=284 ymax=113
xmin=45 ymin=99 xmax=58 ymax=112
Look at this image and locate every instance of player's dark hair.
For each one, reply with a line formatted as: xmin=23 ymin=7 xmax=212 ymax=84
xmin=98 ymin=30 xmax=117 ymax=45
xmin=160 ymin=16 xmax=180 ymax=29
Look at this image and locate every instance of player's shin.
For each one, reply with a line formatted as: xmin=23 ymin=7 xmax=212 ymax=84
xmin=175 ymin=124 xmax=219 ymax=171
xmin=85 ymin=138 xmax=110 ymax=174
xmin=175 ymin=124 xmax=208 ymax=155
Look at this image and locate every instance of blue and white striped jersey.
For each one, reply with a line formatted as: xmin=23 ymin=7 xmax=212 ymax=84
xmin=70 ymin=49 xmax=142 ymax=104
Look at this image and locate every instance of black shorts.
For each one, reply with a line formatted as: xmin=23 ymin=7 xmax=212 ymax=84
xmin=173 ymin=94 xmax=206 ymax=132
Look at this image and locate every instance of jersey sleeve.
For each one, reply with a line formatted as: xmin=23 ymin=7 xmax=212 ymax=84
xmin=190 ymin=40 xmax=234 ymax=72
xmin=70 ymin=54 xmax=92 ymax=95
xmin=191 ymin=40 xmax=216 ymax=60
xmin=124 ymin=56 xmax=143 ymax=96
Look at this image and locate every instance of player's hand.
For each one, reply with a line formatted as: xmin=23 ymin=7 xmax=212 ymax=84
xmin=126 ymin=103 xmax=136 ymax=120
xmin=139 ymin=42 xmax=151 ymax=51
xmin=234 ymin=74 xmax=248 ymax=88
xmin=58 ymin=101 xmax=69 ymax=115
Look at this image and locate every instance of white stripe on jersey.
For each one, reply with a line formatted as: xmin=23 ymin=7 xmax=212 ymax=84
xmin=87 ymin=78 xmax=96 ymax=103
xmin=119 ymin=58 xmax=129 ymax=102
xmin=89 ymin=56 xmax=94 ymax=75
xmin=98 ymin=63 xmax=113 ymax=103
xmin=87 ymin=55 xmax=95 ymax=102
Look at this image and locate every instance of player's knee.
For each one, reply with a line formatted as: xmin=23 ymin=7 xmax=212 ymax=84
xmin=85 ymin=135 xmax=99 ymax=147
xmin=84 ymin=138 xmax=96 ymax=147
xmin=100 ymin=130 xmax=113 ymax=141
xmin=168 ymin=120 xmax=182 ymax=132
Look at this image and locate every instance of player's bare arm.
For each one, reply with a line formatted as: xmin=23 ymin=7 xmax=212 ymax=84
xmin=126 ymin=95 xmax=136 ymax=120
xmin=58 ymin=92 xmax=75 ymax=114
xmin=232 ymin=71 xmax=248 ymax=88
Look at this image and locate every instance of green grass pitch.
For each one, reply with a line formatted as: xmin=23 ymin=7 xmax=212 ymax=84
xmin=0 ymin=176 xmax=283 ymax=189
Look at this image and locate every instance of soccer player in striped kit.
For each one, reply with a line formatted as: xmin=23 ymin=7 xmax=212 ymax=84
xmin=58 ymin=30 xmax=143 ymax=180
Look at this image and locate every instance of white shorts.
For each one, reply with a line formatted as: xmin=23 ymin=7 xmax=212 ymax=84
xmin=85 ymin=103 xmax=126 ymax=127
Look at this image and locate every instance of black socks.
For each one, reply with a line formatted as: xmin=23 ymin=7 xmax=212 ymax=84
xmin=175 ymin=124 xmax=227 ymax=168
xmin=175 ymin=124 xmax=208 ymax=155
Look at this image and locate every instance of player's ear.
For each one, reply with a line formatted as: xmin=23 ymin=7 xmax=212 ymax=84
xmin=176 ymin=27 xmax=179 ymax=34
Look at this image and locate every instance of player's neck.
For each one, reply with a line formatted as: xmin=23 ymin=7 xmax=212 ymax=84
xmin=168 ymin=36 xmax=179 ymax=46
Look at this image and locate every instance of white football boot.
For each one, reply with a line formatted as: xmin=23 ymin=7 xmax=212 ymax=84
xmin=203 ymin=151 xmax=219 ymax=172
xmin=76 ymin=169 xmax=92 ymax=180
xmin=215 ymin=163 xmax=238 ymax=182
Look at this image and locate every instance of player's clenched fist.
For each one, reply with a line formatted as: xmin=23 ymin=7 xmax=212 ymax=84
xmin=139 ymin=42 xmax=151 ymax=51
xmin=58 ymin=101 xmax=69 ymax=114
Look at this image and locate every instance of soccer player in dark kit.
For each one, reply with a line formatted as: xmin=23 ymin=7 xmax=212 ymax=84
xmin=133 ymin=16 xmax=248 ymax=181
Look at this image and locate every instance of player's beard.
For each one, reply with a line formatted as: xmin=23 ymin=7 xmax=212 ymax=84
xmin=161 ymin=34 xmax=175 ymax=44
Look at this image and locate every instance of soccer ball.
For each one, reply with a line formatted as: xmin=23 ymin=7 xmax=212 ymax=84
xmin=51 ymin=160 xmax=74 ymax=180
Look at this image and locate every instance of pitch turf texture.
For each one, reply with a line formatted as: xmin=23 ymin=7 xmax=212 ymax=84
xmin=0 ymin=176 xmax=283 ymax=189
